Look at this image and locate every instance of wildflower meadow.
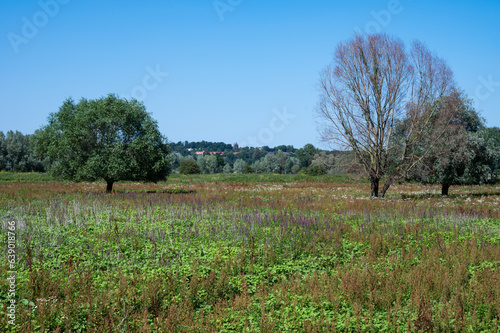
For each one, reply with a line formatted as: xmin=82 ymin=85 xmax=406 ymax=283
xmin=1 ymin=173 xmax=499 ymax=332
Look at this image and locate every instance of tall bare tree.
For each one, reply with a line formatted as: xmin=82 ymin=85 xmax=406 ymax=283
xmin=317 ymin=33 xmax=454 ymax=197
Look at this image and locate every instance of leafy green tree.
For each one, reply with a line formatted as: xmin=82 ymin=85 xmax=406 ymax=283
xmin=291 ymin=165 xmax=301 ymax=174
xmin=179 ymin=159 xmax=201 ymax=175
xmin=482 ymin=127 xmax=500 ymax=147
xmin=222 ymin=163 xmax=233 ymax=174
xmin=482 ymin=127 xmax=500 ymax=173
xmin=296 ymin=144 xmax=318 ymax=168
xmin=216 ymin=155 xmax=225 ymax=169
xmin=285 ymin=156 xmax=301 ymax=174
xmin=261 ymin=154 xmax=281 ymax=173
xmin=423 ymin=133 xmax=497 ymax=195
xmin=233 ymin=159 xmax=246 ymax=174
xmin=243 ymin=163 xmax=254 ymax=174
xmin=205 ymin=155 xmax=220 ymax=174
xmin=34 ymin=94 xmax=171 ymax=192
xmin=411 ymin=92 xmax=497 ymax=195
xmin=197 ymin=156 xmax=208 ymax=174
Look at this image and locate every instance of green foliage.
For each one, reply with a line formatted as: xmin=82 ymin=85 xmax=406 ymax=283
xmin=0 ymin=131 xmax=44 ymax=172
xmin=291 ymin=164 xmax=301 ymax=174
xmin=300 ymin=164 xmax=327 ymax=176
xmin=0 ymin=171 xmax=53 ymax=183
xmin=179 ymin=159 xmax=201 ymax=175
xmin=33 ymin=94 xmax=171 ymax=191
xmin=222 ymin=163 xmax=233 ymax=174
xmin=243 ymin=163 xmax=254 ymax=174
xmin=296 ymin=144 xmax=319 ymax=168
xmin=233 ymin=159 xmax=246 ymax=174
xmin=413 ymin=92 xmax=498 ymax=195
xmin=482 ymin=127 xmax=500 ymax=174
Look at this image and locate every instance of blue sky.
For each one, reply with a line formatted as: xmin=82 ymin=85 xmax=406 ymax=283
xmin=1 ymin=0 xmax=499 ymax=149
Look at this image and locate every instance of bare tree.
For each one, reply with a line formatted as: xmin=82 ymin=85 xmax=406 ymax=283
xmin=317 ymin=33 xmax=454 ymax=197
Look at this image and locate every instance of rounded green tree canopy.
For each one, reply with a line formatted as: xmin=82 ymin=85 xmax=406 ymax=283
xmin=178 ymin=160 xmax=201 ymax=175
xmin=35 ymin=94 xmax=171 ymax=192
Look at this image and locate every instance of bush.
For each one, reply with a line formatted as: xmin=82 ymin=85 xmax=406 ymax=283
xmin=243 ymin=164 xmax=254 ymax=174
xmin=179 ymin=160 xmax=201 ymax=175
xmin=291 ymin=165 xmax=301 ymax=174
xmin=300 ymin=165 xmax=326 ymax=176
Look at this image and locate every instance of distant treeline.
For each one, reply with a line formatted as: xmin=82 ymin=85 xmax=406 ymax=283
xmin=0 ymin=131 xmax=338 ymax=175
xmin=0 ymin=131 xmax=44 ymax=172
xmin=3 ymin=129 xmax=500 ymax=180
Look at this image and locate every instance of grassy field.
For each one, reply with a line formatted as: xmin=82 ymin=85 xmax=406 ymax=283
xmin=1 ymin=173 xmax=500 ymax=332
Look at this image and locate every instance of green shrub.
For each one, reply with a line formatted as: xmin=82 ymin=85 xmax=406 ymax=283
xmin=300 ymin=164 xmax=326 ymax=176
xmin=243 ymin=164 xmax=254 ymax=174
xmin=179 ymin=160 xmax=201 ymax=175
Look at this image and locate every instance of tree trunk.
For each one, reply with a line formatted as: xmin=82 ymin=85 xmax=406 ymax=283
xmin=379 ymin=176 xmax=395 ymax=198
xmin=370 ymin=178 xmax=380 ymax=198
xmin=441 ymin=184 xmax=450 ymax=196
xmin=106 ymin=180 xmax=114 ymax=193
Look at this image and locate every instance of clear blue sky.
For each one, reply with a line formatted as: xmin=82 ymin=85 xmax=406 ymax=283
xmin=1 ymin=0 xmax=499 ymax=149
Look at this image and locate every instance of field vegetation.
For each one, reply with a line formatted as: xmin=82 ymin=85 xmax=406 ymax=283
xmin=1 ymin=173 xmax=500 ymax=332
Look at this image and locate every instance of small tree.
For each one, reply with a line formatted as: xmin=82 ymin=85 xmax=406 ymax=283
xmin=423 ymin=133 xmax=497 ymax=195
xmin=296 ymin=144 xmax=318 ymax=168
xmin=179 ymin=160 xmax=201 ymax=175
xmin=233 ymin=159 xmax=246 ymax=174
xmin=261 ymin=154 xmax=281 ymax=173
xmin=291 ymin=165 xmax=301 ymax=174
xmin=205 ymin=155 xmax=220 ymax=174
xmin=34 ymin=94 xmax=171 ymax=192
xmin=243 ymin=163 xmax=254 ymax=174
xmin=222 ymin=164 xmax=233 ymax=174
xmin=410 ymin=92 xmax=498 ymax=195
xmin=285 ymin=156 xmax=301 ymax=174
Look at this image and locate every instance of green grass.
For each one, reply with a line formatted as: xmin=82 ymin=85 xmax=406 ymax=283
xmin=0 ymin=172 xmax=54 ymax=183
xmin=167 ymin=172 xmax=359 ymax=184
xmin=0 ymin=172 xmax=359 ymax=186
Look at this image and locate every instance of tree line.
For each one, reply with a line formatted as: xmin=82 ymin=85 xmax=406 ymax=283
xmin=0 ymin=131 xmax=44 ymax=172
xmin=0 ymin=128 xmax=334 ymax=176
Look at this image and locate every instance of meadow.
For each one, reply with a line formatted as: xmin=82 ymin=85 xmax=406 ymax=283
xmin=1 ymin=173 xmax=500 ymax=332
